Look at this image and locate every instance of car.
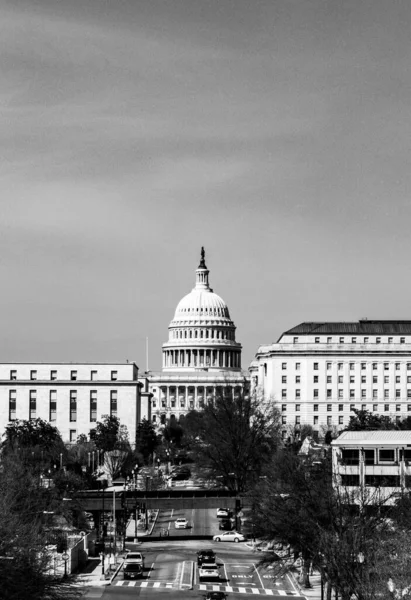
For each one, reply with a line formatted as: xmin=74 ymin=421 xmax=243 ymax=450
xmin=219 ymin=518 xmax=232 ymax=531
xmin=197 ymin=549 xmax=216 ymax=566
xmin=213 ymin=531 xmax=246 ymax=543
xmin=124 ymin=551 xmax=144 ymax=568
xmin=123 ymin=562 xmax=143 ymax=580
xmin=198 ymin=562 xmax=220 ymax=580
xmin=204 ymin=593 xmax=227 ymax=600
xmin=216 ymin=507 xmax=232 ymax=518
xmin=174 ymin=517 xmax=189 ymax=529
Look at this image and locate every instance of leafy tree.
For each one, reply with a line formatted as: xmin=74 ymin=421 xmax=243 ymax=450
xmin=183 ymin=389 xmax=281 ymax=492
xmin=89 ymin=415 xmax=128 ymax=452
xmin=345 ymin=409 xmax=396 ymax=431
xmin=2 ymin=418 xmax=66 ymax=466
xmin=136 ymin=419 xmax=159 ymax=462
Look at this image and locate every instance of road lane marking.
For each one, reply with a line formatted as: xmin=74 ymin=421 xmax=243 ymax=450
xmin=147 ymin=562 xmax=154 ymax=578
xmin=286 ymin=572 xmax=299 ymax=593
xmin=254 ymin=563 xmax=265 ymax=589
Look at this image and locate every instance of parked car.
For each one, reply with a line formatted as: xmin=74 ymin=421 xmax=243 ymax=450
xmin=204 ymin=593 xmax=227 ymax=600
xmin=123 ymin=562 xmax=143 ymax=580
xmin=197 ymin=549 xmax=216 ymax=566
xmin=219 ymin=519 xmax=232 ymax=531
xmin=213 ymin=531 xmax=246 ymax=543
xmin=198 ymin=562 xmax=220 ymax=580
xmin=170 ymin=467 xmax=191 ymax=481
xmin=174 ymin=517 xmax=189 ymax=529
xmin=216 ymin=507 xmax=232 ymax=518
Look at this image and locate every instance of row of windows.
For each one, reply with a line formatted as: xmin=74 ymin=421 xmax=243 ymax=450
xmin=282 ymin=389 xmax=411 ymax=399
xmin=8 ymin=390 xmax=118 ymax=422
xmin=282 ymin=362 xmax=411 ymax=371
xmin=281 ymin=403 xmax=411 ymax=412
xmin=340 ymin=448 xmax=411 ymax=465
xmin=282 ymin=375 xmax=411 ymax=384
xmin=8 ymin=369 xmax=119 ymax=381
xmin=340 ymin=474 xmax=401 ymax=487
xmin=292 ymin=336 xmax=407 ymax=345
xmin=171 ymin=329 xmax=234 ymax=340
xmin=284 ymin=414 xmax=406 ymax=427
xmin=153 ymin=399 xmax=196 ymax=409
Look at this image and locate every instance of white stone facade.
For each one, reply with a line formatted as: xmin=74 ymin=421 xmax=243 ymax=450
xmin=251 ymin=321 xmax=411 ymax=437
xmin=0 ymin=362 xmax=144 ymax=443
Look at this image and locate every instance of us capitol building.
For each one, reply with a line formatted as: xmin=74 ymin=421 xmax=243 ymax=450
xmin=146 ymin=248 xmax=249 ymax=425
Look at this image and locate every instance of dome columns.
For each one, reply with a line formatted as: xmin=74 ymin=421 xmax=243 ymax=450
xmin=162 ymin=347 xmax=241 ymax=370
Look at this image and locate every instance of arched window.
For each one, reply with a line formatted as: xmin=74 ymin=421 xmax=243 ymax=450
xmin=152 ymin=415 xmax=157 ymax=423
xmin=160 ymin=414 xmax=166 ymax=424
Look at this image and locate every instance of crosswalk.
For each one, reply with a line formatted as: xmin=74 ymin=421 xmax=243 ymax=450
xmin=115 ymin=580 xmax=176 ymax=589
xmin=199 ymin=583 xmax=300 ymax=596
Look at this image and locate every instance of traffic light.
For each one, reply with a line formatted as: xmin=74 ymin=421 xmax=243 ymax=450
xmin=140 ymin=503 xmax=146 ymax=514
xmin=235 ymin=499 xmax=241 ymax=512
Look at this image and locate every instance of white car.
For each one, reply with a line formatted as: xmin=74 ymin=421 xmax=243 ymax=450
xmin=124 ymin=551 xmax=144 ymax=568
xmin=216 ymin=508 xmax=231 ymax=518
xmin=198 ymin=563 xmax=220 ymax=580
xmin=175 ymin=517 xmax=189 ymax=529
xmin=213 ymin=531 xmax=246 ymax=543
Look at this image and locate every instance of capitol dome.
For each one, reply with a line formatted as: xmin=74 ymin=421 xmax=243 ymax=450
xmin=162 ymin=248 xmax=242 ymax=372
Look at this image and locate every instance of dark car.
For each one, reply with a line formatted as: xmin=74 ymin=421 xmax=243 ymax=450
xmin=123 ymin=563 xmax=143 ymax=580
xmin=197 ymin=549 xmax=216 ymax=566
xmin=170 ymin=467 xmax=191 ymax=481
xmin=219 ymin=519 xmax=232 ymax=531
xmin=204 ymin=592 xmax=227 ymax=600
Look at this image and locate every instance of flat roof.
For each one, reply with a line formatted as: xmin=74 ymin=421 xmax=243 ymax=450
xmin=332 ymin=430 xmax=411 ymax=446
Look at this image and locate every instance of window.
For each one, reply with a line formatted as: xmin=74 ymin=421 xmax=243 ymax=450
xmin=152 ymin=400 xmax=156 ymax=408
xmin=384 ymin=363 xmax=389 ymax=371
xmin=282 ymin=404 xmax=287 ymax=412
xmin=379 ymin=449 xmax=395 ymax=462
xmin=327 ymin=376 xmax=332 ymax=383
xmin=361 ymin=404 xmax=366 ymax=410
xmin=69 ymin=391 xmax=77 ymax=422
xmin=110 ymin=390 xmax=118 ymax=416
xmin=50 ymin=370 xmax=57 ymax=380
xmin=282 ymin=376 xmax=287 ymax=384
xmin=162 ymin=399 xmax=166 ymax=408
xmin=313 ymin=363 xmax=319 ymax=370
xmin=361 ymin=376 xmax=366 ymax=383
xmin=313 ymin=404 xmax=318 ymax=412
xmin=313 ymin=416 xmax=318 ymax=425
xmin=282 ymin=363 xmax=287 ymax=370
xmin=295 ymin=404 xmax=300 ymax=412
xmin=384 ymin=376 xmax=389 ymax=384
xmin=408 ymin=363 xmax=411 ymax=371
xmin=341 ymin=449 xmax=359 ymax=465
xmin=373 ymin=376 xmax=378 ymax=384
xmin=9 ymin=390 xmax=16 ymax=421
xmin=295 ymin=416 xmax=300 ymax=425
xmin=408 ymin=405 xmax=411 ymax=412
xmin=341 ymin=475 xmax=360 ymax=486
xmin=90 ymin=391 xmax=97 ymax=422
xmin=326 ymin=362 xmax=332 ymax=370
xmin=327 ymin=416 xmax=332 ymax=426
xmin=282 ymin=390 xmax=287 ymax=398
xmin=338 ymin=404 xmax=343 ymax=411
xmin=10 ymin=370 xmax=16 ymax=381
xmin=91 ymin=370 xmax=97 ymax=381
xmin=384 ymin=404 xmax=389 ymax=411
xmin=69 ymin=430 xmax=77 ymax=443
xmin=339 ymin=337 xmax=344 ymax=343
xmin=339 ymin=416 xmax=344 ymax=425
xmin=338 ymin=376 xmax=343 ymax=383
xmin=338 ymin=363 xmax=343 ymax=370
xmin=327 ymin=404 xmax=332 ymax=412
xmin=30 ymin=370 xmax=37 ymax=381
xmin=70 ymin=370 xmax=77 ymax=381
xmin=396 ymin=404 xmax=401 ymax=412
xmin=361 ymin=363 xmax=366 ymax=370
xmin=313 ymin=376 xmax=319 ymax=383
xmin=372 ymin=363 xmax=377 ymax=370
xmin=327 ymin=337 xmax=332 ymax=344
xmin=384 ymin=390 xmax=389 ymax=398
xmin=293 ymin=337 xmax=298 ymax=343
xmin=350 ymin=363 xmax=354 ymax=371
xmin=373 ymin=390 xmax=378 ymax=398
xmin=350 ymin=390 xmax=355 ymax=398
xmin=373 ymin=404 xmax=378 ymax=411
xmin=315 ymin=337 xmax=320 ymax=343
xmin=364 ymin=337 xmax=369 ymax=343
xmin=282 ymin=416 xmax=287 ymax=424
xmin=408 ymin=376 xmax=411 ymax=383
xmin=364 ymin=450 xmax=375 ymax=465
xmin=396 ymin=389 xmax=401 ymax=398
xmin=401 ymin=337 xmax=405 ymax=344
xmin=352 ymin=337 xmax=357 ymax=344
xmin=29 ymin=390 xmax=36 ymax=420
xmin=327 ymin=389 xmax=332 ymax=398
xmin=338 ymin=390 xmax=343 ymax=398
xmin=295 ymin=376 xmax=301 ymax=384
xmin=388 ymin=337 xmax=393 ymax=344
xmin=376 ymin=337 xmax=381 ymax=344
xmin=313 ymin=389 xmax=319 ymax=398
xmin=295 ymin=389 xmax=300 ymax=399
xmin=395 ymin=363 xmax=400 ymax=371
xmin=49 ymin=390 xmax=57 ymax=421
xmin=408 ymin=390 xmax=411 ymax=398
xmin=152 ymin=415 xmax=157 ymax=423
xmin=296 ymin=363 xmax=300 ymax=370
xmin=350 ymin=376 xmax=355 ymax=383
xmin=361 ymin=390 xmax=366 ymax=398
xmin=350 ymin=404 xmax=355 ymax=411
xmin=111 ymin=371 xmax=118 ymax=381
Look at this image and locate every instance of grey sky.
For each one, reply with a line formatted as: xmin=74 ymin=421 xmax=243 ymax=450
xmin=2 ymin=0 xmax=411 ymax=370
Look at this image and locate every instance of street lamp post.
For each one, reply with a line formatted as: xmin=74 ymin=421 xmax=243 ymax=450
xmin=62 ymin=552 xmax=69 ymax=579
xmin=132 ymin=466 xmax=139 ymax=543
xmin=145 ymin=476 xmax=152 ymax=530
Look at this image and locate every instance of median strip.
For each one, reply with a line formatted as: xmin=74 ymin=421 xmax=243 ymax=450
xmin=180 ymin=560 xmax=194 ymax=589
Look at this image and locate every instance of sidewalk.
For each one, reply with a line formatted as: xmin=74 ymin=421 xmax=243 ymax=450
xmin=75 ymin=555 xmax=123 ymax=587
xmin=290 ymin=569 xmax=323 ymax=600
